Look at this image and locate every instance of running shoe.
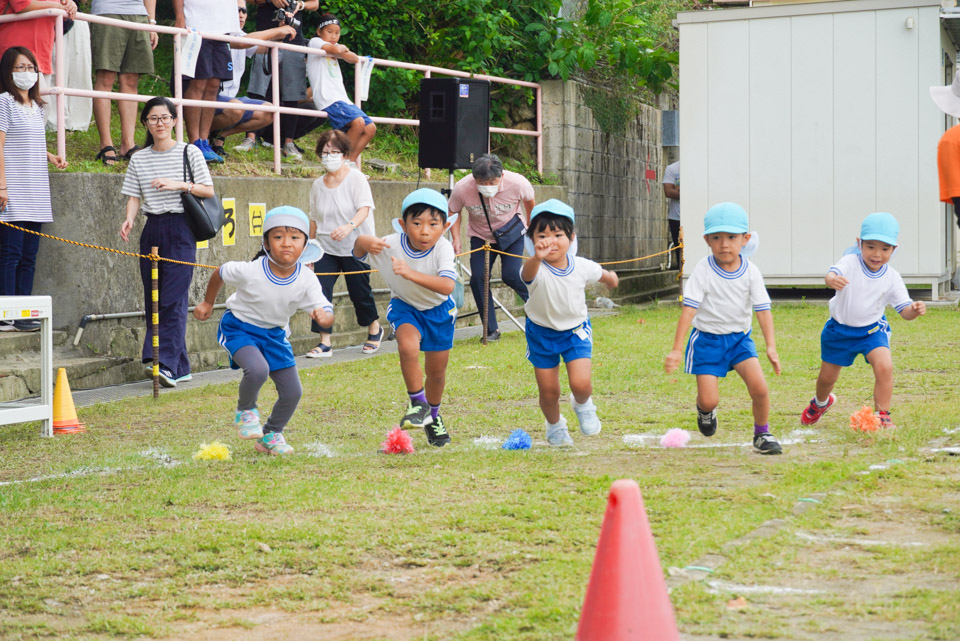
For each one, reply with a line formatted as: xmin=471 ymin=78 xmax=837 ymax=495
xmin=800 ymin=393 xmax=836 ymax=425
xmin=696 ymin=407 xmax=718 ymax=437
xmin=234 ymin=408 xmax=263 ymax=440
xmin=401 ymin=398 xmax=432 ymax=429
xmin=753 ymin=432 xmax=783 ymax=455
xmin=571 ymin=394 xmax=601 ymax=436
xmin=546 ymin=416 xmax=574 ymax=447
xmin=424 ymin=413 xmax=451 ymax=447
xmin=255 ymin=431 xmax=294 ymax=455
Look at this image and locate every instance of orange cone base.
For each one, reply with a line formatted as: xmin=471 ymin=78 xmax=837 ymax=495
xmin=53 ymin=420 xmax=86 ymax=435
xmin=576 ymin=479 xmax=681 ymax=641
xmin=52 ymin=367 xmax=85 ymax=435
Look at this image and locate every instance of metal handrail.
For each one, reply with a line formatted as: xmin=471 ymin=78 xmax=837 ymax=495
xmin=0 ymin=9 xmax=543 ymax=174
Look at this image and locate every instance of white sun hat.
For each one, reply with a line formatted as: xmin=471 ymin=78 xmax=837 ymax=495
xmin=930 ymin=71 xmax=960 ymax=117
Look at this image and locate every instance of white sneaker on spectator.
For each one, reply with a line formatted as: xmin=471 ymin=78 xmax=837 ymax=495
xmin=282 ymin=142 xmax=302 ymax=162
xmin=234 ymin=137 xmax=256 ymax=152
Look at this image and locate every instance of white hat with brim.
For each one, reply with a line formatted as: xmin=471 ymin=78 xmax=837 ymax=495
xmin=930 ymin=71 xmax=960 ymax=117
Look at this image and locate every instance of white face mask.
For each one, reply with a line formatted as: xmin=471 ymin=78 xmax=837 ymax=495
xmin=12 ymin=71 xmax=38 ymax=91
xmin=321 ymin=152 xmax=344 ymax=173
xmin=478 ymin=184 xmax=499 ymax=199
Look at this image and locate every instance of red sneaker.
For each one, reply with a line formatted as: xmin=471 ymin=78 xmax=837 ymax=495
xmin=878 ymin=410 xmax=896 ymax=429
xmin=800 ymin=393 xmax=836 ymax=425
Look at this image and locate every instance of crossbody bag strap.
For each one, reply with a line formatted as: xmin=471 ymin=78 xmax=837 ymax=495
xmin=478 ymin=193 xmax=499 ymax=240
xmin=182 ymin=145 xmax=195 ymax=184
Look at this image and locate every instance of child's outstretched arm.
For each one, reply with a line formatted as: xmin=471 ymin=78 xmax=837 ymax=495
xmin=599 ymin=269 xmax=619 ymax=289
xmin=353 ymin=234 xmax=389 ymax=258
xmin=825 ymin=270 xmax=849 ymax=290
xmin=755 ymin=309 xmax=781 ymax=375
xmin=390 ymin=257 xmax=456 ymax=295
xmin=520 ymin=238 xmax=555 ymax=283
xmin=664 ymin=306 xmax=696 ymax=373
xmin=899 ymin=300 xmax=926 ymax=320
xmin=193 ymin=268 xmax=223 ymax=321
xmin=310 ymin=306 xmax=334 ymax=328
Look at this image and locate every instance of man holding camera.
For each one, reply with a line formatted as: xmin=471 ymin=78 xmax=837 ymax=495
xmin=173 ymin=0 xmax=241 ymax=163
xmin=248 ymin=0 xmax=318 ymax=162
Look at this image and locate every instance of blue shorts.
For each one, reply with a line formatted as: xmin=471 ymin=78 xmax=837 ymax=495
xmin=821 ymin=316 xmax=891 ymax=367
xmin=218 ymin=311 xmax=295 ymax=372
xmin=322 ymin=100 xmax=372 ymax=131
xmin=214 ymin=95 xmax=264 ymax=126
xmin=386 ymin=296 xmax=457 ymax=352
xmin=524 ymin=318 xmax=593 ymax=369
xmin=684 ymin=328 xmax=758 ymax=378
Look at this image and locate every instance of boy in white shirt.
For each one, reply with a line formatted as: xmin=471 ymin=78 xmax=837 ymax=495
xmin=664 ymin=202 xmax=783 ymax=454
xmin=307 ymin=13 xmax=376 ymax=164
xmin=520 ymin=200 xmax=619 ymax=446
xmin=353 ymin=189 xmax=458 ymax=446
xmin=799 ymin=212 xmax=926 ymax=429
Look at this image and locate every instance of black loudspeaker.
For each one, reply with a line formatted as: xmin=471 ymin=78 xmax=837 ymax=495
xmin=418 ymin=78 xmax=490 ymax=170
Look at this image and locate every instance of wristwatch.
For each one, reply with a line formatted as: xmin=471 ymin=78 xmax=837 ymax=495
xmin=148 ymin=18 xmax=157 ymax=24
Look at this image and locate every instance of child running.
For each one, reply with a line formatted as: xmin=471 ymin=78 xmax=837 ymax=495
xmin=353 ymin=189 xmax=457 ymax=446
xmin=193 ymin=206 xmax=333 ymax=455
xmin=307 ymin=14 xmax=376 ymax=164
xmin=799 ymin=212 xmax=926 ymax=429
xmin=520 ymin=199 xmax=619 ymax=446
xmin=664 ymin=202 xmax=783 ymax=454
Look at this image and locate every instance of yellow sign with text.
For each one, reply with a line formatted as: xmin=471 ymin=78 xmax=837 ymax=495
xmin=196 ymin=238 xmax=208 ymax=249
xmin=249 ymin=202 xmax=265 ymax=237
xmin=222 ymin=198 xmax=237 ymax=246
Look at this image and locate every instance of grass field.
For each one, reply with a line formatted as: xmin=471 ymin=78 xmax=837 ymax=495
xmin=1 ymin=304 xmax=959 ymax=640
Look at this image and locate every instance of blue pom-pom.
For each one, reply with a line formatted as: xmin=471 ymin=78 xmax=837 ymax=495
xmin=502 ymin=429 xmax=532 ymax=450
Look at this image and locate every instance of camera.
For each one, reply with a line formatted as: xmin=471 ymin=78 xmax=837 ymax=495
xmin=273 ymin=8 xmax=301 ymax=30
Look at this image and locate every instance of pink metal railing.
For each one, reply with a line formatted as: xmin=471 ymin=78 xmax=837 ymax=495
xmin=0 ymin=9 xmax=543 ymax=175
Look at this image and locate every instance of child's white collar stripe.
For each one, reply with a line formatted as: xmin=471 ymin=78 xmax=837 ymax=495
xmin=401 ymin=233 xmax=433 ymax=259
xmin=260 ymin=256 xmax=299 ymax=285
xmin=708 ymin=255 xmax=748 ymax=279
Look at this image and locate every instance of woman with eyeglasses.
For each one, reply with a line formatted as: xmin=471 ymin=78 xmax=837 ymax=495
xmin=119 ymin=96 xmax=214 ymax=387
xmin=0 ymin=47 xmax=68 ymax=332
xmin=304 ymin=129 xmax=382 ymax=358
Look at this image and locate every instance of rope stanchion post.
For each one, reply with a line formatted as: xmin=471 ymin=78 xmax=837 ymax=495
xmin=481 ymin=244 xmax=490 ymax=345
xmin=150 ymin=247 xmax=160 ymax=399
xmin=678 ymin=227 xmax=685 ymax=285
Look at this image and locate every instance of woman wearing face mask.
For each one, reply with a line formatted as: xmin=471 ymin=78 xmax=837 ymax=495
xmin=305 ymin=129 xmax=381 ymax=357
xmin=0 ymin=47 xmax=68 ymax=332
xmin=448 ymin=153 xmax=535 ymax=342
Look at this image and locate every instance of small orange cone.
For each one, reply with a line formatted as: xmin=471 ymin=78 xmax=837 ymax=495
xmin=53 ymin=367 xmax=85 ymax=434
xmin=576 ymin=479 xmax=680 ymax=641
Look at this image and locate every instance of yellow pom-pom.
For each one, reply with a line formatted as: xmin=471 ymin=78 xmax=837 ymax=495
xmin=192 ymin=441 xmax=232 ymax=461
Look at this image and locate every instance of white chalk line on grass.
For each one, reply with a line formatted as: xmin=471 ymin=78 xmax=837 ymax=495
xmin=0 ymin=465 xmax=127 ymax=487
xmin=706 ymin=579 xmax=824 ymax=596
xmin=622 ymin=429 xmax=818 ymax=449
xmin=794 ymin=531 xmax=927 ymax=547
xmin=302 ymin=442 xmax=335 ymax=458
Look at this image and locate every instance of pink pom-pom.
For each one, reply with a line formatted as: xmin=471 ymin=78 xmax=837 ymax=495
xmin=660 ymin=428 xmax=691 ymax=448
xmin=380 ymin=426 xmax=415 ymax=454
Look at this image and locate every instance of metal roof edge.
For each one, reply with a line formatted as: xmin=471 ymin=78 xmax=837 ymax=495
xmin=677 ymin=0 xmax=940 ymax=25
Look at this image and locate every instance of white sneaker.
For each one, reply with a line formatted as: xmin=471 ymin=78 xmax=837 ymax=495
xmin=234 ymin=136 xmax=256 ymax=152
xmin=571 ymin=394 xmax=602 ymax=436
xmin=281 ymin=142 xmax=302 ymax=162
xmin=545 ymin=416 xmax=574 ymax=447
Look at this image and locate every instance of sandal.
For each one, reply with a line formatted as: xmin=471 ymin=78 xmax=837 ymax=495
xmin=362 ymin=326 xmax=385 ymax=355
xmin=122 ymin=145 xmax=143 ymax=161
xmin=95 ymin=146 xmax=118 ymax=167
xmin=305 ymin=343 xmax=332 ymax=359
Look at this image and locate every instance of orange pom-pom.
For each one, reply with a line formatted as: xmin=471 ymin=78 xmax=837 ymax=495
xmin=849 ymin=405 xmax=881 ymax=432
xmin=380 ymin=426 xmax=415 ymax=454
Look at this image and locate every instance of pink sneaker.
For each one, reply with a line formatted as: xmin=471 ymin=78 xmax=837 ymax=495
xmin=255 ymin=432 xmax=294 ymax=455
xmin=800 ymin=393 xmax=836 ymax=425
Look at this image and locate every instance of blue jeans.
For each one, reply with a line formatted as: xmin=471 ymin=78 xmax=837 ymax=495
xmin=469 ymin=234 xmax=528 ymax=333
xmin=0 ymin=220 xmax=42 ymax=296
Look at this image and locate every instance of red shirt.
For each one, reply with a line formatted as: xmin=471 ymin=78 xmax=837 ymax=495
xmin=0 ymin=0 xmax=57 ymax=74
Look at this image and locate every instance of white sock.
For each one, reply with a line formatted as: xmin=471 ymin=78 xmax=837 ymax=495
xmin=814 ymin=396 xmax=829 ymax=408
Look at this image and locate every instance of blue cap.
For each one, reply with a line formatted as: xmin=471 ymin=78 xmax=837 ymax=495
xmin=704 ymin=202 xmax=748 ymax=234
xmin=402 ymin=188 xmax=448 ymax=217
xmin=860 ymin=212 xmax=899 ymax=246
xmin=263 ymin=206 xmax=310 ymax=236
xmin=529 ymin=199 xmax=575 ymax=223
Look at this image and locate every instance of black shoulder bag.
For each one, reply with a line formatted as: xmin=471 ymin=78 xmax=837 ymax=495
xmin=479 ymin=193 xmax=525 ymax=249
xmin=180 ymin=147 xmax=225 ymax=242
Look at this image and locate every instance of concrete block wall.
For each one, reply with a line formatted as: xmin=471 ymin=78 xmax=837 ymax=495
xmin=542 ymin=80 xmax=670 ymax=265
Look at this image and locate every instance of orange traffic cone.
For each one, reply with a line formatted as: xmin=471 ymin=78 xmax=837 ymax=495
xmin=575 ymin=479 xmax=680 ymax=641
xmin=53 ymin=367 xmax=85 ymax=434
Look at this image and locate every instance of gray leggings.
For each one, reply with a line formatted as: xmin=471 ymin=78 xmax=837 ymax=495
xmin=233 ymin=345 xmax=302 ymax=434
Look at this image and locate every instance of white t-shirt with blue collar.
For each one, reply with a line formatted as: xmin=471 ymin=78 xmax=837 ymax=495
xmin=522 ymin=255 xmax=603 ymax=331
xmin=220 ymin=257 xmax=332 ymax=329
xmin=827 ymin=253 xmax=911 ymax=328
xmin=683 ymin=255 xmax=771 ymax=335
xmin=364 ymin=233 xmax=457 ymax=311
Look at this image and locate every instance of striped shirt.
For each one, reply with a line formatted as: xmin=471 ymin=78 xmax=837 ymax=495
xmin=363 ymin=233 xmax=457 ymax=311
xmin=121 ymin=143 xmax=212 ymax=215
xmin=0 ymin=93 xmax=53 ymax=224
xmin=683 ymin=255 xmax=771 ymax=335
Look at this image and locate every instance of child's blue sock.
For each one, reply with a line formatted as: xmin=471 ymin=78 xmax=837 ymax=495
xmin=430 ymin=403 xmax=441 ymax=419
xmin=408 ymin=389 xmax=428 ymax=405
xmin=754 ymin=423 xmax=770 ymax=436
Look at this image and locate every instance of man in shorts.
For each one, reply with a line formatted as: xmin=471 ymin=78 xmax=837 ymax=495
xmin=89 ymin=0 xmax=158 ymax=167
xmin=172 ymin=0 xmax=240 ymax=163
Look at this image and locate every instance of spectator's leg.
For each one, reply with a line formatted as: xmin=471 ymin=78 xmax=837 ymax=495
xmin=344 ymin=117 xmax=376 ymax=162
xmin=117 ymin=73 xmax=140 ymax=156
xmin=498 ymin=233 xmax=529 ymax=302
xmin=952 ymin=198 xmax=960 ymax=230
xmin=468 ymin=235 xmax=499 ymax=333
xmin=669 ymin=218 xmax=681 ymax=268
xmin=219 ymin=108 xmax=271 ymax=138
xmin=15 ymin=222 xmax=42 ymax=296
xmin=210 ymin=99 xmax=246 ymax=136
xmin=0 ymin=221 xmax=25 ymax=296
xmin=183 ymin=78 xmax=205 ymax=143
xmin=280 ymin=100 xmax=299 ymax=147
xmin=198 ymin=79 xmax=221 ymax=142
xmin=92 ymin=69 xmax=118 ymax=162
